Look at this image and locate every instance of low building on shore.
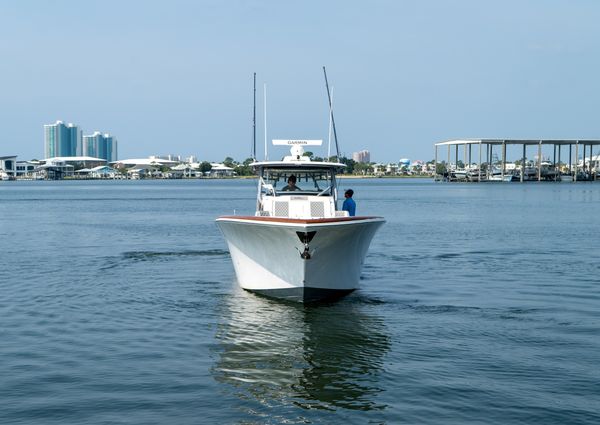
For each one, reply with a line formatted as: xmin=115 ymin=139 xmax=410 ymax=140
xmin=112 ymin=157 xmax=178 ymax=170
xmin=209 ymin=163 xmax=235 ymax=177
xmin=75 ymin=165 xmax=121 ymax=179
xmin=373 ymin=163 xmax=399 ymax=176
xmin=169 ymin=163 xmax=200 ymax=178
xmin=34 ymin=156 xmax=106 ymax=180
xmin=36 ymin=159 xmax=74 ymax=179
xmin=16 ymin=160 xmax=39 ymax=178
xmin=41 ymin=156 xmax=107 ymax=169
xmin=0 ymin=156 xmax=17 ymax=180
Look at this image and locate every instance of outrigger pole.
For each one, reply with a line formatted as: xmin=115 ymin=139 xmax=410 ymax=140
xmin=264 ymin=83 xmax=268 ymax=160
xmin=252 ymin=72 xmax=257 ymax=160
xmin=323 ymin=66 xmax=340 ymax=159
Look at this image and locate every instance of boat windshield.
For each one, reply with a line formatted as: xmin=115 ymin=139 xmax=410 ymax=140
xmin=261 ymin=168 xmax=335 ymax=195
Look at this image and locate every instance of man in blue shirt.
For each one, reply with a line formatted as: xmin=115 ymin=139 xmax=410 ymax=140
xmin=342 ymin=189 xmax=356 ymax=216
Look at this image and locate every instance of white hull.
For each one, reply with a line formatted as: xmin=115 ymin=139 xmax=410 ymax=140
xmin=487 ymin=174 xmax=513 ymax=182
xmin=216 ymin=216 xmax=385 ymax=302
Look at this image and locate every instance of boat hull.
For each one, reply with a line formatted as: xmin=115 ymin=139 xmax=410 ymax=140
xmin=215 ymin=216 xmax=385 ymax=302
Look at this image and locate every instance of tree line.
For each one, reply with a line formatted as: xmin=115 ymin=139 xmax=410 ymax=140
xmin=214 ymin=152 xmax=370 ymax=176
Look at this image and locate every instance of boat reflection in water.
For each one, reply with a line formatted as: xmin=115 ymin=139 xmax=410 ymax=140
xmin=212 ymin=289 xmax=391 ymax=416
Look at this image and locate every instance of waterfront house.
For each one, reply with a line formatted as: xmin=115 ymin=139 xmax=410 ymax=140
xmin=373 ymin=163 xmax=399 ymax=176
xmin=112 ymin=157 xmax=178 ymax=175
xmin=169 ymin=163 xmax=199 ymax=178
xmin=0 ymin=156 xmax=17 ymax=179
xmin=16 ymin=160 xmax=38 ymax=179
xmin=209 ymin=163 xmax=235 ymax=177
xmin=36 ymin=159 xmax=74 ymax=179
xmin=41 ymin=156 xmax=106 ymax=170
xmin=76 ymin=165 xmax=120 ymax=179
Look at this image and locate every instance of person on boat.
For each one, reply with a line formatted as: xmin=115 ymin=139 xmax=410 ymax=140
xmin=342 ymin=189 xmax=356 ymax=216
xmin=282 ymin=175 xmax=301 ymax=191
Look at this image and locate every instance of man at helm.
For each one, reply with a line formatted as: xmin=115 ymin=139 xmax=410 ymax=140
xmin=282 ymin=175 xmax=301 ymax=191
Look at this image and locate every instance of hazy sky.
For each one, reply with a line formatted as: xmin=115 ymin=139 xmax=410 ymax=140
xmin=2 ymin=0 xmax=600 ymax=162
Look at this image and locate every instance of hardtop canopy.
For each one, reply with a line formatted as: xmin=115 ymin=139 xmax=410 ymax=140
xmin=252 ymin=161 xmax=346 ymax=170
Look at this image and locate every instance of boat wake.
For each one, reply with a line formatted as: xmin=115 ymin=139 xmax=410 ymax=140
xmin=100 ymin=249 xmax=229 ymax=270
xmin=121 ymin=249 xmax=229 ymax=261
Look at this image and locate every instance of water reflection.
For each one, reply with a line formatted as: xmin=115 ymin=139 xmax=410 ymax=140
xmin=212 ymin=289 xmax=391 ymax=412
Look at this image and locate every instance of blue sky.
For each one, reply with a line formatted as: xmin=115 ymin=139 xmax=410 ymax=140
xmin=1 ymin=0 xmax=600 ymax=162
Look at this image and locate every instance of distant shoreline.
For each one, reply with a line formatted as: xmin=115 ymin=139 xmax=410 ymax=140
xmin=240 ymin=174 xmax=430 ymax=180
xmin=5 ymin=174 xmax=432 ymax=182
xmin=338 ymin=175 xmax=428 ymax=179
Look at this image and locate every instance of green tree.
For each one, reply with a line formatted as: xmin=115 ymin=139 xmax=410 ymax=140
xmin=223 ymin=157 xmax=235 ymax=168
xmin=234 ymin=164 xmax=253 ymax=176
xmin=354 ymin=162 xmax=371 ymax=175
xmin=436 ymin=162 xmax=447 ymax=175
xmin=337 ymin=156 xmax=355 ymax=174
xmin=199 ymin=161 xmax=212 ymax=173
xmin=234 ymin=158 xmax=255 ymax=176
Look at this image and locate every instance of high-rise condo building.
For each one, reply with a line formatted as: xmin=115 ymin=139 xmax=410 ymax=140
xmin=82 ymin=131 xmax=101 ymax=158
xmin=83 ymin=131 xmax=118 ymax=162
xmin=352 ymin=150 xmax=371 ymax=163
xmin=44 ymin=121 xmax=82 ymax=158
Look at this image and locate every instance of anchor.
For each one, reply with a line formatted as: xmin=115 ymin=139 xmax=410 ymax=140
xmin=296 ymin=231 xmax=317 ymax=260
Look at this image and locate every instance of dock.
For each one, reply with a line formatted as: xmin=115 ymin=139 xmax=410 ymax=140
xmin=434 ymin=139 xmax=600 ymax=182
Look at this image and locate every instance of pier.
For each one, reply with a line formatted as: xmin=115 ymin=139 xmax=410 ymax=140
xmin=434 ymin=139 xmax=600 ymax=182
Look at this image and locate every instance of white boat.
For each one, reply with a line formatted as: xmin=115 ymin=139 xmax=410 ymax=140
xmin=216 ymin=69 xmax=383 ymax=302
xmin=451 ymin=168 xmax=468 ymax=181
xmin=0 ymin=171 xmax=13 ymax=181
xmin=488 ymin=167 xmax=513 ymax=182
xmin=216 ymin=141 xmax=384 ymax=302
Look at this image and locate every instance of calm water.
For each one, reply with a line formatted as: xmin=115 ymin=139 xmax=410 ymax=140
xmin=1 ymin=178 xmax=599 ymax=424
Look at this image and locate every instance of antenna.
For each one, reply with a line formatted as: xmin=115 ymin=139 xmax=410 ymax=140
xmin=264 ymin=83 xmax=268 ymax=160
xmin=323 ymin=66 xmax=340 ymax=159
xmin=252 ymin=73 xmax=256 ymax=160
xmin=327 ymin=86 xmax=334 ymax=160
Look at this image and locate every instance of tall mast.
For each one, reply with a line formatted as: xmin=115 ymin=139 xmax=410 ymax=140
xmin=264 ymin=83 xmax=268 ymax=160
xmin=323 ymin=66 xmax=340 ymax=159
xmin=252 ymin=72 xmax=257 ymax=160
xmin=327 ymin=86 xmax=334 ymax=160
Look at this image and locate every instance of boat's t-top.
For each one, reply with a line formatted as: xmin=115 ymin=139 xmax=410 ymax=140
xmin=252 ymin=140 xmax=347 ymax=219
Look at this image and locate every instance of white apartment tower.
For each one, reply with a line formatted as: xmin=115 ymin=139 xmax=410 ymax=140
xmin=352 ymin=150 xmax=371 ymax=163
